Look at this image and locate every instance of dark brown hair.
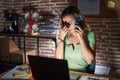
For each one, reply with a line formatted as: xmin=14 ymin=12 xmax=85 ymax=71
xmin=61 ymin=6 xmax=88 ymax=30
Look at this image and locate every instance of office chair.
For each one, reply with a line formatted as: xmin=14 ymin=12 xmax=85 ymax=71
xmin=87 ymin=60 xmax=96 ymax=74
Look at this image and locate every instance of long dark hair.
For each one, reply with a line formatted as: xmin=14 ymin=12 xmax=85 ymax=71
xmin=61 ymin=6 xmax=88 ymax=30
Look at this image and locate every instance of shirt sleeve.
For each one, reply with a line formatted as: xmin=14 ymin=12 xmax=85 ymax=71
xmin=87 ymin=31 xmax=96 ymax=48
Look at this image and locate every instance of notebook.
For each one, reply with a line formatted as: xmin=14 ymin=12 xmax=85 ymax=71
xmin=28 ymin=55 xmax=77 ymax=80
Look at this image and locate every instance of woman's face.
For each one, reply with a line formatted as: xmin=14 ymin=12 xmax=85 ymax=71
xmin=62 ymin=15 xmax=75 ymax=34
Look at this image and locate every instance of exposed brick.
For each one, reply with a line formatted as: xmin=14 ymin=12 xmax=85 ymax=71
xmin=27 ymin=0 xmax=38 ymax=1
xmin=37 ymin=0 xmax=49 ymax=3
xmin=51 ymin=0 xmax=65 ymax=2
xmin=14 ymin=0 xmax=25 ymax=2
xmin=0 ymin=0 xmax=120 ymax=68
xmin=3 ymin=0 xmax=12 ymax=2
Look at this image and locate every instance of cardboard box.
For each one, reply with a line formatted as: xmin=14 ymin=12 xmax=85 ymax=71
xmin=0 ymin=36 xmax=10 ymax=61
xmin=9 ymin=39 xmax=20 ymax=53
xmin=9 ymin=39 xmax=37 ymax=64
xmin=10 ymin=49 xmax=37 ymax=64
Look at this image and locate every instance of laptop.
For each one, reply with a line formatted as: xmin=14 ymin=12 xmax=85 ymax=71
xmin=28 ymin=55 xmax=71 ymax=80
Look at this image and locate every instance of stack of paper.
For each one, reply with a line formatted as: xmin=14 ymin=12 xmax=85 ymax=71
xmin=1 ymin=65 xmax=31 ymax=79
xmin=95 ymin=65 xmax=111 ymax=75
xmin=79 ymin=76 xmax=109 ymax=80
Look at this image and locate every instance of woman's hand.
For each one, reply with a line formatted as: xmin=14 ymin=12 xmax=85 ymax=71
xmin=75 ymin=26 xmax=95 ymax=64
xmin=58 ymin=26 xmax=69 ymax=41
xmin=56 ymin=26 xmax=69 ymax=59
xmin=75 ymin=25 xmax=85 ymax=43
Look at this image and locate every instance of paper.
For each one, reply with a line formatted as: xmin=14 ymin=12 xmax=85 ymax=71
xmin=108 ymin=1 xmax=115 ymax=8
xmin=69 ymin=72 xmax=80 ymax=80
xmin=79 ymin=76 xmax=109 ymax=80
xmin=1 ymin=65 xmax=31 ymax=79
xmin=95 ymin=65 xmax=111 ymax=75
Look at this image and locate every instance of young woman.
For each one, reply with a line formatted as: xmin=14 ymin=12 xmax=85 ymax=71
xmin=55 ymin=6 xmax=96 ymax=72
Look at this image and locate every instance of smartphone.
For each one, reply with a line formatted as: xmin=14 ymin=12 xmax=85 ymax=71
xmin=75 ymin=17 xmax=84 ymax=29
xmin=75 ymin=26 xmax=79 ymax=30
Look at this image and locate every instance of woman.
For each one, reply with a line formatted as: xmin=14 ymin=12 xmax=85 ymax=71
xmin=55 ymin=6 xmax=96 ymax=72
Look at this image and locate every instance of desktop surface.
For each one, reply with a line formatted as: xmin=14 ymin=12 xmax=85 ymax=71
xmin=0 ymin=67 xmax=120 ymax=80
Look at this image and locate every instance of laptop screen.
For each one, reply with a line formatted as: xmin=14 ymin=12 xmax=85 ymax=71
xmin=28 ymin=55 xmax=70 ymax=80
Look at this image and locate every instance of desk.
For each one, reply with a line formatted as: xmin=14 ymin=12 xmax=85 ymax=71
xmin=0 ymin=33 xmax=56 ymax=63
xmin=0 ymin=70 xmax=120 ymax=80
xmin=0 ymin=65 xmax=120 ymax=80
xmin=28 ymin=69 xmax=120 ymax=80
xmin=71 ymin=71 xmax=120 ymax=80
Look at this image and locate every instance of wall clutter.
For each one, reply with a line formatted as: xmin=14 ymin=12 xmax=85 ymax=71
xmin=0 ymin=0 xmax=120 ymax=68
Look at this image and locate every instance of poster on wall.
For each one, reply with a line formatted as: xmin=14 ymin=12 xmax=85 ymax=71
xmin=78 ymin=0 xmax=100 ymax=15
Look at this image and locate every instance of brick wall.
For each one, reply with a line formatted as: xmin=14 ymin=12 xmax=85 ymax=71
xmin=86 ymin=18 xmax=120 ymax=68
xmin=0 ymin=0 xmax=120 ymax=68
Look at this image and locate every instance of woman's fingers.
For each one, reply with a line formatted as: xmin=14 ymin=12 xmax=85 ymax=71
xmin=75 ymin=25 xmax=82 ymax=31
xmin=63 ymin=26 xmax=69 ymax=33
xmin=59 ymin=26 xmax=69 ymax=40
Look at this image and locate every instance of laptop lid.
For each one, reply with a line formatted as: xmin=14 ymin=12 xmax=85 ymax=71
xmin=28 ymin=55 xmax=70 ymax=80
